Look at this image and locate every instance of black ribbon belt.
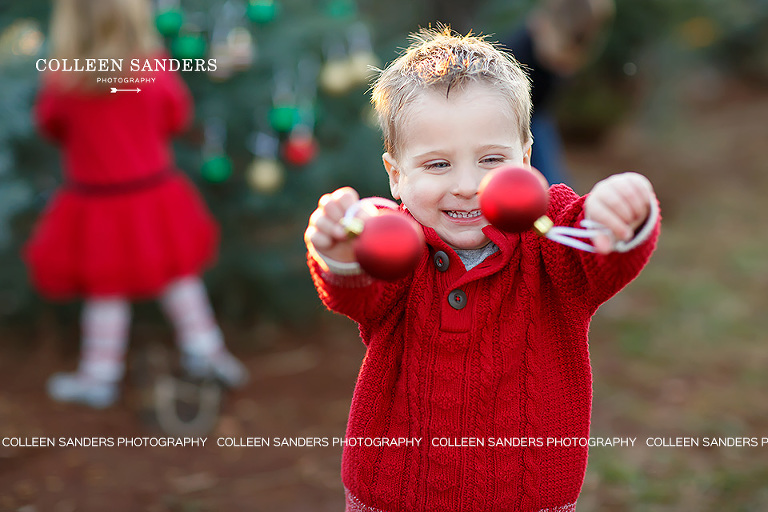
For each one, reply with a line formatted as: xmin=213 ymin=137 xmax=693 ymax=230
xmin=66 ymin=168 xmax=175 ymax=196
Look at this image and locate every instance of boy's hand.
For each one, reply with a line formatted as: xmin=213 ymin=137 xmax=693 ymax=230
xmin=305 ymin=187 xmax=368 ymax=263
xmin=584 ymin=172 xmax=655 ymax=254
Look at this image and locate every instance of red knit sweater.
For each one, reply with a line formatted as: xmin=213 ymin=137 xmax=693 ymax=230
xmin=309 ymin=184 xmax=659 ymax=512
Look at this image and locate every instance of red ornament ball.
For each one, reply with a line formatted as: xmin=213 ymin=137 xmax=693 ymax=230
xmin=478 ymin=166 xmax=549 ymax=232
xmin=354 ymin=211 xmax=424 ymax=281
xmin=282 ymin=133 xmax=317 ymax=166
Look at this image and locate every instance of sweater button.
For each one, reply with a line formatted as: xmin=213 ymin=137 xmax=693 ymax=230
xmin=433 ymin=251 xmax=449 ymax=272
xmin=448 ymin=289 xmax=467 ymax=310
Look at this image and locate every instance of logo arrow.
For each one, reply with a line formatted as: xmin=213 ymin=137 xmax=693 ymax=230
xmin=110 ymin=88 xmax=142 ymax=93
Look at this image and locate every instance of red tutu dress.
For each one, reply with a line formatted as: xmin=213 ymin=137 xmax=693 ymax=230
xmin=25 ymin=68 xmax=218 ymax=299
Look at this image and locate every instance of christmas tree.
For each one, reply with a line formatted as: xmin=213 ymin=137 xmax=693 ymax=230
xmin=0 ymin=0 xmax=423 ymax=325
xmin=0 ymin=0 xmax=764 ymax=327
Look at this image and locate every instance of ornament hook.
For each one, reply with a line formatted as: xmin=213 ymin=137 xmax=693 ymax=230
xmin=340 ymin=197 xmax=399 ymax=237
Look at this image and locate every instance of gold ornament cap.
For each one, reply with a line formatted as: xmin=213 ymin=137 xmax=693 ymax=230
xmin=532 ymin=215 xmax=554 ymax=237
xmin=341 ymin=217 xmax=364 ymax=237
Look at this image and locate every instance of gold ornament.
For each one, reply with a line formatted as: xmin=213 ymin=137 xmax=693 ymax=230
xmin=228 ymin=27 xmax=255 ymax=70
xmin=319 ymin=58 xmax=354 ymax=95
xmin=347 ymin=50 xmax=381 ymax=86
xmin=247 ymin=158 xmax=285 ymax=194
xmin=209 ymin=43 xmax=235 ymax=81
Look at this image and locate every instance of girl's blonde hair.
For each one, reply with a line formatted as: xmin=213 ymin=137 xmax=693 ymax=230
xmin=49 ymin=0 xmax=160 ymax=89
xmin=371 ymin=27 xmax=532 ymax=157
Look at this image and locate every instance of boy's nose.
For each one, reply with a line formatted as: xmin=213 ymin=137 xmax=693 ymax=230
xmin=451 ymin=167 xmax=480 ymax=198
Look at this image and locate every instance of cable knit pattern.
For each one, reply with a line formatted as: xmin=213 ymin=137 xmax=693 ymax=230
xmin=309 ymin=184 xmax=660 ymax=512
xmin=345 ymin=487 xmax=577 ymax=512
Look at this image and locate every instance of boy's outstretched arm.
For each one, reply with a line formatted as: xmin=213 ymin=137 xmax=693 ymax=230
xmin=305 ymin=187 xmax=411 ymax=328
xmin=540 ymin=172 xmax=660 ymax=311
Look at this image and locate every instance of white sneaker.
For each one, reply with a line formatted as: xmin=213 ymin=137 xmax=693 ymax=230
xmin=181 ymin=350 xmax=249 ymax=389
xmin=46 ymin=372 xmax=118 ymax=409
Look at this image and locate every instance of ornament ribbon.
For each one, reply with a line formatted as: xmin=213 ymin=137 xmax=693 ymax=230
xmin=535 ymin=190 xmax=659 ymax=253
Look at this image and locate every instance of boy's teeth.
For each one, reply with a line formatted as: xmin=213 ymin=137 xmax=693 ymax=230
xmin=446 ymin=210 xmax=481 ymax=219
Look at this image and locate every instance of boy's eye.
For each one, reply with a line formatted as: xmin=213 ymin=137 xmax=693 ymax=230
xmin=481 ymin=156 xmax=506 ymax=164
xmin=424 ymin=161 xmax=450 ymax=170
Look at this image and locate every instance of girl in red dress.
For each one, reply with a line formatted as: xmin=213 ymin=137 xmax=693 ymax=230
xmin=26 ymin=0 xmax=247 ymax=408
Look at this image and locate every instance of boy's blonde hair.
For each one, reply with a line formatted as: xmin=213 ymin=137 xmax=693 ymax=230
xmin=371 ymin=27 xmax=532 ymax=157
xmin=49 ymin=0 xmax=159 ymax=88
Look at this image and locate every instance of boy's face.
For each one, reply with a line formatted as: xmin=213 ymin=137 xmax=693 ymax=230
xmin=383 ymin=82 xmax=533 ymax=251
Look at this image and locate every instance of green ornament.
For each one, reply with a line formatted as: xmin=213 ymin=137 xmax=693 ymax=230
xmin=247 ymin=0 xmax=279 ymax=24
xmin=171 ymin=35 xmax=207 ymax=60
xmin=155 ymin=9 xmax=184 ymax=37
xmin=326 ymin=0 xmax=357 ymax=19
xmin=201 ymin=155 xmax=233 ymax=183
xmin=269 ymin=105 xmax=299 ymax=133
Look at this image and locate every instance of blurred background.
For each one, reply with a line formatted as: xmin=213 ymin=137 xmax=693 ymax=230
xmin=1 ymin=0 xmax=768 ymax=510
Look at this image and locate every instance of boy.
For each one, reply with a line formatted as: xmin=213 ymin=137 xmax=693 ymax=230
xmin=305 ymin=28 xmax=658 ymax=512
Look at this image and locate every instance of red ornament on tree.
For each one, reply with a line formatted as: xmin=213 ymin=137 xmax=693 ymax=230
xmin=282 ymin=131 xmax=317 ymax=166
xmin=353 ymin=211 xmax=424 ymax=281
xmin=478 ymin=166 xmax=549 ymax=232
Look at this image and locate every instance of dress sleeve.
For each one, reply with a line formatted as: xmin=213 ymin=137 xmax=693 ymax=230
xmin=34 ymin=84 xmax=66 ymax=142
xmin=539 ymin=184 xmax=661 ymax=312
xmin=307 ymin=251 xmax=411 ymax=331
xmin=160 ymin=70 xmax=193 ymax=135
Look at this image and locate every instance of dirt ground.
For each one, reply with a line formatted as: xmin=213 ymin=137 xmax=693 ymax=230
xmin=1 ymin=315 xmax=364 ymax=512
xmin=1 ymin=77 xmax=767 ymax=511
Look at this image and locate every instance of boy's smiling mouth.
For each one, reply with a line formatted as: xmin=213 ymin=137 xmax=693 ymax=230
xmin=444 ymin=209 xmax=483 ymax=219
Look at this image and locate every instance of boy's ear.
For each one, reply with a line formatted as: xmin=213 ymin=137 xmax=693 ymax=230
xmin=382 ymin=152 xmax=402 ymax=200
xmin=523 ymin=139 xmax=549 ymax=187
xmin=523 ymin=139 xmax=533 ymax=166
